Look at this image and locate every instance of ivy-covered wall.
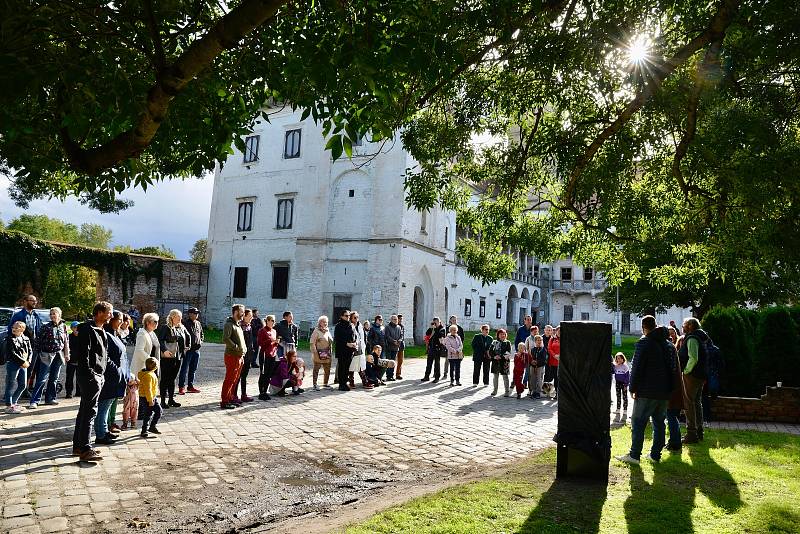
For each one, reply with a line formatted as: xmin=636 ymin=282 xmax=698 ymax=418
xmin=0 ymin=230 xmax=163 ymax=305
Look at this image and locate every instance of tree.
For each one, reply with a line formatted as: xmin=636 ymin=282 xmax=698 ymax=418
xmin=114 ymin=244 xmax=176 ymax=259
xmin=0 ymin=0 xmax=530 ymax=211
xmin=400 ymin=0 xmax=800 ymax=313
xmin=189 ymin=239 xmax=208 ymax=263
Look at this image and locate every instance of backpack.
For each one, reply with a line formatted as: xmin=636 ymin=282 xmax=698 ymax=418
xmin=705 ymin=339 xmax=724 ymax=393
xmin=0 ymin=332 xmax=7 ymax=365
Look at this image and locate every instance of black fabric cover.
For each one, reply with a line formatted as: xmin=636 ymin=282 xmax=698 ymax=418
xmin=556 ymin=321 xmax=613 ymax=467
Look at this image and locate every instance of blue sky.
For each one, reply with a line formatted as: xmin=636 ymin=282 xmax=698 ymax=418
xmin=0 ymin=175 xmax=214 ymax=260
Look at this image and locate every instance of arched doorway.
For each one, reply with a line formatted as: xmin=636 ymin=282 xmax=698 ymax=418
xmin=506 ymin=285 xmax=519 ymax=327
xmin=520 ymin=287 xmax=530 ymax=326
xmin=413 ymin=286 xmax=425 ymax=344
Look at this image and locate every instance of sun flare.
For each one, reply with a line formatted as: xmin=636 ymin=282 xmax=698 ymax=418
xmin=627 ymin=35 xmax=650 ymax=65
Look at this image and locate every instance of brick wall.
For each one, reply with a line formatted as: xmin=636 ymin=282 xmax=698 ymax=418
xmin=713 ymin=387 xmax=800 ymax=424
xmin=96 ymin=255 xmax=208 ymax=316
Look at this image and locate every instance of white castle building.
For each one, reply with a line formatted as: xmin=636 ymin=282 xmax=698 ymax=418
xmin=206 ymin=106 xmax=690 ymax=341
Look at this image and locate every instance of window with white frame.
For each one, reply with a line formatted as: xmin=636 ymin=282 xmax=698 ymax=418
xmin=237 ymin=201 xmax=253 ymax=232
xmin=243 ymin=135 xmax=259 ymax=163
xmin=284 ymin=129 xmax=301 ymax=158
xmin=479 ymin=298 xmax=486 ymax=318
xmin=464 ymin=298 xmax=472 ymax=317
xmin=276 ymin=198 xmax=294 ymax=229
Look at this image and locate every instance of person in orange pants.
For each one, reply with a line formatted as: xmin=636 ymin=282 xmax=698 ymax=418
xmin=220 ymin=305 xmax=246 ymax=409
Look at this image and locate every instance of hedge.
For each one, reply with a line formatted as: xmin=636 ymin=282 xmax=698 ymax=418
xmin=704 ymin=305 xmax=800 ymax=397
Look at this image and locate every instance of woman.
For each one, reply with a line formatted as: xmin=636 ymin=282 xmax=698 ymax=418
xmin=547 ymin=325 xmax=561 ymax=399
xmin=238 ymin=309 xmax=255 ymax=402
xmin=132 ymin=313 xmax=160 ymax=422
xmin=157 ymin=309 xmax=190 ymax=409
xmin=666 ymin=326 xmax=685 ymax=451
xmin=96 ymin=312 xmax=129 ymax=444
xmin=257 ymin=315 xmax=279 ymax=400
xmin=309 ymin=315 xmax=334 ymax=390
xmin=29 ymin=307 xmax=70 ymax=408
xmin=350 ymin=311 xmax=366 ymax=388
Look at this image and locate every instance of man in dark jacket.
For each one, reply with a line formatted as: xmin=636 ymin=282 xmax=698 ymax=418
xmin=251 ymin=309 xmax=264 ymax=368
xmin=471 ymin=324 xmax=493 ymax=386
xmin=333 ymin=310 xmax=357 ymax=391
xmin=179 ymin=307 xmax=204 ymax=394
xmin=384 ymin=315 xmax=402 ymax=381
xmin=275 ymin=311 xmax=299 ymax=358
xmin=679 ymin=317 xmax=709 ymax=444
xmin=72 ymin=301 xmax=112 ymax=462
xmin=617 ymin=316 xmax=674 ymax=465
xmin=422 ymin=317 xmax=447 ymax=382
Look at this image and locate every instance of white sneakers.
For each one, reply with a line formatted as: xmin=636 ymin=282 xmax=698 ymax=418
xmin=6 ymin=405 xmax=23 ymax=414
xmin=615 ymin=454 xmax=640 ymax=465
xmin=27 ymin=403 xmax=38 ymax=409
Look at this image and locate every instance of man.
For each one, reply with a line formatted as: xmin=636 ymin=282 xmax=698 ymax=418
xmin=221 ymin=304 xmax=246 ymax=409
xmin=333 ymin=310 xmax=357 ymax=391
xmin=616 ymin=316 xmax=675 ymax=464
xmin=669 ymin=320 xmax=681 ymax=336
xmin=65 ymin=321 xmax=81 ymax=398
xmin=251 ymin=309 xmax=264 ymax=368
xmin=179 ymin=307 xmax=204 ymax=394
xmin=350 ymin=311 xmax=366 ymax=387
xmin=471 ymin=324 xmax=493 ymax=386
xmin=396 ymin=314 xmax=406 ymax=380
xmin=679 ymin=317 xmax=709 ymax=444
xmin=275 ymin=311 xmax=299 ymax=359
xmin=72 ymin=301 xmax=112 ymax=463
xmin=514 ymin=315 xmax=535 ymax=347
xmin=238 ymin=309 xmax=256 ymax=402
xmin=384 ymin=315 xmax=403 ymax=381
xmin=128 ymin=304 xmax=141 ymax=329
xmin=421 ymin=317 xmax=447 ymax=382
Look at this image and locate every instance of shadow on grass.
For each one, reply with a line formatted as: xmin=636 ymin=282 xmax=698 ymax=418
xmin=518 ymin=477 xmax=608 ymax=533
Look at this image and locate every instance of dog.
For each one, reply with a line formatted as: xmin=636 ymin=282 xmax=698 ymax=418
xmin=541 ymin=381 xmax=557 ymax=399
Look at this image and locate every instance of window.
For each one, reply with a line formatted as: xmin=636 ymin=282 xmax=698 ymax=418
xmin=348 ymin=189 xmax=355 ymax=197
xmin=243 ymin=135 xmax=259 ymax=163
xmin=496 ymin=301 xmax=502 ymax=320
xmin=561 ymin=267 xmax=573 ymax=281
xmin=479 ymin=298 xmax=486 ymax=318
xmin=445 ymin=227 xmax=449 ymax=249
xmin=237 ymin=201 xmax=253 ymax=232
xmin=464 ymin=298 xmax=472 ymax=317
xmin=583 ymin=267 xmax=594 ymax=281
xmin=276 ymin=198 xmax=294 ymax=229
xmin=232 ymin=267 xmax=248 ymax=298
xmin=272 ymin=264 xmax=289 ymax=299
xmin=581 ymin=312 xmax=590 ymax=320
xmin=563 ymin=305 xmax=574 ymax=322
xmin=284 ymin=129 xmax=301 ymax=158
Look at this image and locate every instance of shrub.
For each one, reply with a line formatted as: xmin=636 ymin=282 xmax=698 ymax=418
xmin=704 ymin=306 xmax=754 ymax=396
xmin=754 ymin=307 xmax=800 ymax=389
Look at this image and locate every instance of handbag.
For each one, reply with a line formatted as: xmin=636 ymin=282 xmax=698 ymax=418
xmin=318 ymin=348 xmax=331 ymax=361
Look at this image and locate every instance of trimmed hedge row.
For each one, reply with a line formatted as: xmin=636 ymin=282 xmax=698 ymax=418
xmin=703 ymin=305 xmax=800 ymax=397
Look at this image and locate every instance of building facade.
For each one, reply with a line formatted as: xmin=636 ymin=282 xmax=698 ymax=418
xmin=206 ymin=106 xmax=689 ymax=339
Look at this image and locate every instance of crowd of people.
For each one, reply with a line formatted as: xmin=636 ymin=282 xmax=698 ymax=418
xmin=3 ymin=293 xmax=717 ymax=465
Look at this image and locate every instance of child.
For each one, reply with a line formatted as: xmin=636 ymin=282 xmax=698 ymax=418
xmin=489 ymin=329 xmax=512 ymax=397
xmin=363 ymin=346 xmax=383 ymax=389
xmin=121 ymin=375 xmax=139 ymax=430
xmin=526 ymin=335 xmax=548 ymax=399
xmin=138 ymin=357 xmax=163 ymax=438
xmin=613 ymin=352 xmax=630 ymax=412
xmin=513 ymin=342 xmax=531 ymax=399
xmin=3 ymin=322 xmax=32 ymax=414
xmin=288 ymin=352 xmax=306 ymax=396
xmin=442 ymin=325 xmax=464 ymax=386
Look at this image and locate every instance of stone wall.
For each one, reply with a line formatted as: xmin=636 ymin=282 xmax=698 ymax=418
xmin=96 ymin=254 xmax=208 ymax=316
xmin=713 ymin=387 xmax=800 ymax=424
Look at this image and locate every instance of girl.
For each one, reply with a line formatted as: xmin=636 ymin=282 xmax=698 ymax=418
xmin=547 ymin=326 xmax=561 ymax=400
xmin=489 ymin=329 xmax=512 ymax=397
xmin=526 ymin=335 xmax=548 ymax=399
xmin=513 ymin=342 xmax=531 ymax=399
xmin=442 ymin=325 xmax=464 ymax=386
xmin=613 ymin=352 xmax=630 ymax=412
xmin=4 ymin=322 xmax=32 ymax=413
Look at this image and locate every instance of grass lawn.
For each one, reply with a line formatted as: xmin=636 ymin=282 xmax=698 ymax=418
xmin=346 ymin=427 xmax=800 ymax=533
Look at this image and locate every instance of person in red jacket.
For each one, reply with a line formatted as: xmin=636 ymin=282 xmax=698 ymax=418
xmin=546 ymin=325 xmax=561 ymax=399
xmin=257 ymin=315 xmax=279 ymax=401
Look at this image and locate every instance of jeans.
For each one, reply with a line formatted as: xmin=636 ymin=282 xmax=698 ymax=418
xmin=65 ymin=363 xmax=80 ymax=396
xmin=160 ymin=357 xmax=180 ymax=402
xmin=179 ymin=349 xmax=200 ymax=388
xmin=629 ymin=397 xmax=667 ymax=460
xmin=424 ymin=352 xmax=441 ymax=380
xmin=473 ymin=358 xmax=490 ymax=385
xmin=30 ymin=354 xmax=63 ymax=404
xmin=239 ymin=350 xmax=254 ymax=396
xmin=666 ymin=408 xmax=682 ymax=448
xmin=95 ymin=397 xmax=114 ymax=439
xmin=384 ymin=349 xmax=398 ymax=379
xmin=4 ymin=361 xmax=28 ymax=406
xmin=448 ymin=359 xmax=462 ymax=383
xmin=259 ymin=357 xmax=277 ymax=395
xmin=73 ymin=372 xmax=102 ymax=451
xmin=140 ymin=397 xmax=163 ymax=431
xmin=683 ymin=374 xmax=705 ymax=439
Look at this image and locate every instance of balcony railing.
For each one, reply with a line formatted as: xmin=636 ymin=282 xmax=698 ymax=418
xmin=549 ymin=278 xmax=609 ymax=291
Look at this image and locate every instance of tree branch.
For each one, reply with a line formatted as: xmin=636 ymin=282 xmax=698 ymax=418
xmin=62 ymin=0 xmax=289 ymax=175
xmin=563 ymin=0 xmax=740 ymax=216
xmin=143 ymin=0 xmax=167 ymax=75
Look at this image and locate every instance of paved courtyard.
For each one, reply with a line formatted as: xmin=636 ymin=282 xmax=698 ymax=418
xmin=2 ymin=343 xmax=798 ymax=533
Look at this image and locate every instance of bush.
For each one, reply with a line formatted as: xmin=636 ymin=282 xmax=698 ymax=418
xmin=704 ymin=306 xmax=755 ymax=396
xmin=754 ymin=307 xmax=800 ymax=389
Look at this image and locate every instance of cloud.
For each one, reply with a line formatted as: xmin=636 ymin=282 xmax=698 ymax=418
xmin=0 ymin=176 xmax=214 ymax=260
